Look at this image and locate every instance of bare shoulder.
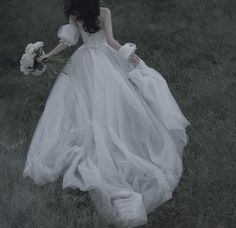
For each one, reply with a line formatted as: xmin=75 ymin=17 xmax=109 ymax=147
xmin=100 ymin=7 xmax=111 ymax=16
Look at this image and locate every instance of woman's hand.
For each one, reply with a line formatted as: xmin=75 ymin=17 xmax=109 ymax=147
xmin=130 ymin=53 xmax=140 ymax=64
xmin=37 ymin=54 xmax=48 ymax=63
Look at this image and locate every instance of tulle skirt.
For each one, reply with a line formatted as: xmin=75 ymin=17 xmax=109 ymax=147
xmin=23 ymin=43 xmax=190 ymax=227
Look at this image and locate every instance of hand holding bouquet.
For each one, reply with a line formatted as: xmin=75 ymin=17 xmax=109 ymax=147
xmin=20 ymin=42 xmax=46 ymax=76
xmin=20 ymin=41 xmax=68 ymax=78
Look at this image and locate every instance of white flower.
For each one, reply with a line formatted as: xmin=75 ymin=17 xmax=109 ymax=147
xmin=20 ymin=66 xmax=29 ymax=75
xmin=33 ymin=41 xmax=44 ymax=50
xmin=20 ymin=53 xmax=36 ymax=75
xmin=25 ymin=43 xmax=34 ymax=54
xmin=25 ymin=41 xmax=44 ymax=54
xmin=20 ymin=41 xmax=48 ymax=76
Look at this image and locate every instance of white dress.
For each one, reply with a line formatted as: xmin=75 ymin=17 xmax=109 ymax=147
xmin=23 ymin=13 xmax=190 ymax=227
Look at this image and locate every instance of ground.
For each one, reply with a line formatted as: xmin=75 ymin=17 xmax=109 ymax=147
xmin=0 ymin=0 xmax=235 ymax=227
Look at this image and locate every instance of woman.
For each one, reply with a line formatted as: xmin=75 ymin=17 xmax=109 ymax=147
xmin=23 ymin=0 xmax=190 ymax=227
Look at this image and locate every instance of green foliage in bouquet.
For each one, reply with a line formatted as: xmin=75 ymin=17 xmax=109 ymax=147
xmin=45 ymin=55 xmax=70 ymax=79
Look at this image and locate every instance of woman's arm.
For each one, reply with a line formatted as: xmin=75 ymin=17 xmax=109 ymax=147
xmin=38 ymin=15 xmax=78 ymax=62
xmin=103 ymin=8 xmax=139 ymax=64
xmin=103 ymin=8 xmax=122 ymax=50
xmin=38 ymin=36 xmax=70 ymax=63
xmin=39 ymin=42 xmax=68 ymax=61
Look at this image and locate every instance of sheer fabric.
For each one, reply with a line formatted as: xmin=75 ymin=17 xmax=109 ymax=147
xmin=23 ymin=7 xmax=190 ymax=227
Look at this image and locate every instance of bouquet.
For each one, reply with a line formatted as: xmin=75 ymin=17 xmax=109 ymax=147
xmin=20 ymin=41 xmax=68 ymax=78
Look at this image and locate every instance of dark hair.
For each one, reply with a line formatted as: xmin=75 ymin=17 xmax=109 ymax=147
xmin=64 ymin=0 xmax=101 ymax=34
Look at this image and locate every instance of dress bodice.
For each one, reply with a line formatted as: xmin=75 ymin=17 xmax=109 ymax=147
xmin=78 ymin=26 xmax=107 ymax=48
xmin=76 ymin=22 xmax=106 ymax=47
xmin=57 ymin=19 xmax=137 ymax=60
xmin=57 ymin=21 xmax=107 ymax=48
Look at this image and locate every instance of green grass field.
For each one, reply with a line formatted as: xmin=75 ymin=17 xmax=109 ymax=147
xmin=0 ymin=0 xmax=236 ymax=227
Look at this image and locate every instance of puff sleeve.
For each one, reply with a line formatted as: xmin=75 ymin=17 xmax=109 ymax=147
xmin=118 ymin=43 xmax=137 ymax=61
xmin=57 ymin=24 xmax=80 ymax=47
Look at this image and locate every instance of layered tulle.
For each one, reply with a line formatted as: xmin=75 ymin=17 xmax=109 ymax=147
xmin=23 ymin=41 xmax=190 ymax=227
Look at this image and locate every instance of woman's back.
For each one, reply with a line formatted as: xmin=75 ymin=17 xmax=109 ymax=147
xmin=66 ymin=7 xmax=121 ymax=49
xmin=74 ymin=7 xmax=107 ymax=48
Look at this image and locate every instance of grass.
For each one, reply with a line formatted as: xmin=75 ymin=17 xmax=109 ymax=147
xmin=0 ymin=0 xmax=236 ymax=227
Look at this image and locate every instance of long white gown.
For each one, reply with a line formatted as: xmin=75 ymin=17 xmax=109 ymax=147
xmin=23 ymin=13 xmax=190 ymax=227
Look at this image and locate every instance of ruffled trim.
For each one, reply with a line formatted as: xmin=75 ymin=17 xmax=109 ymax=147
xmin=118 ymin=42 xmax=137 ymax=61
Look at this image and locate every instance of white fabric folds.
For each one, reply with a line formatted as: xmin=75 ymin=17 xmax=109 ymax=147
xmin=23 ymin=24 xmax=190 ymax=227
xmin=57 ymin=24 xmax=80 ymax=47
xmin=118 ymin=42 xmax=137 ymax=61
